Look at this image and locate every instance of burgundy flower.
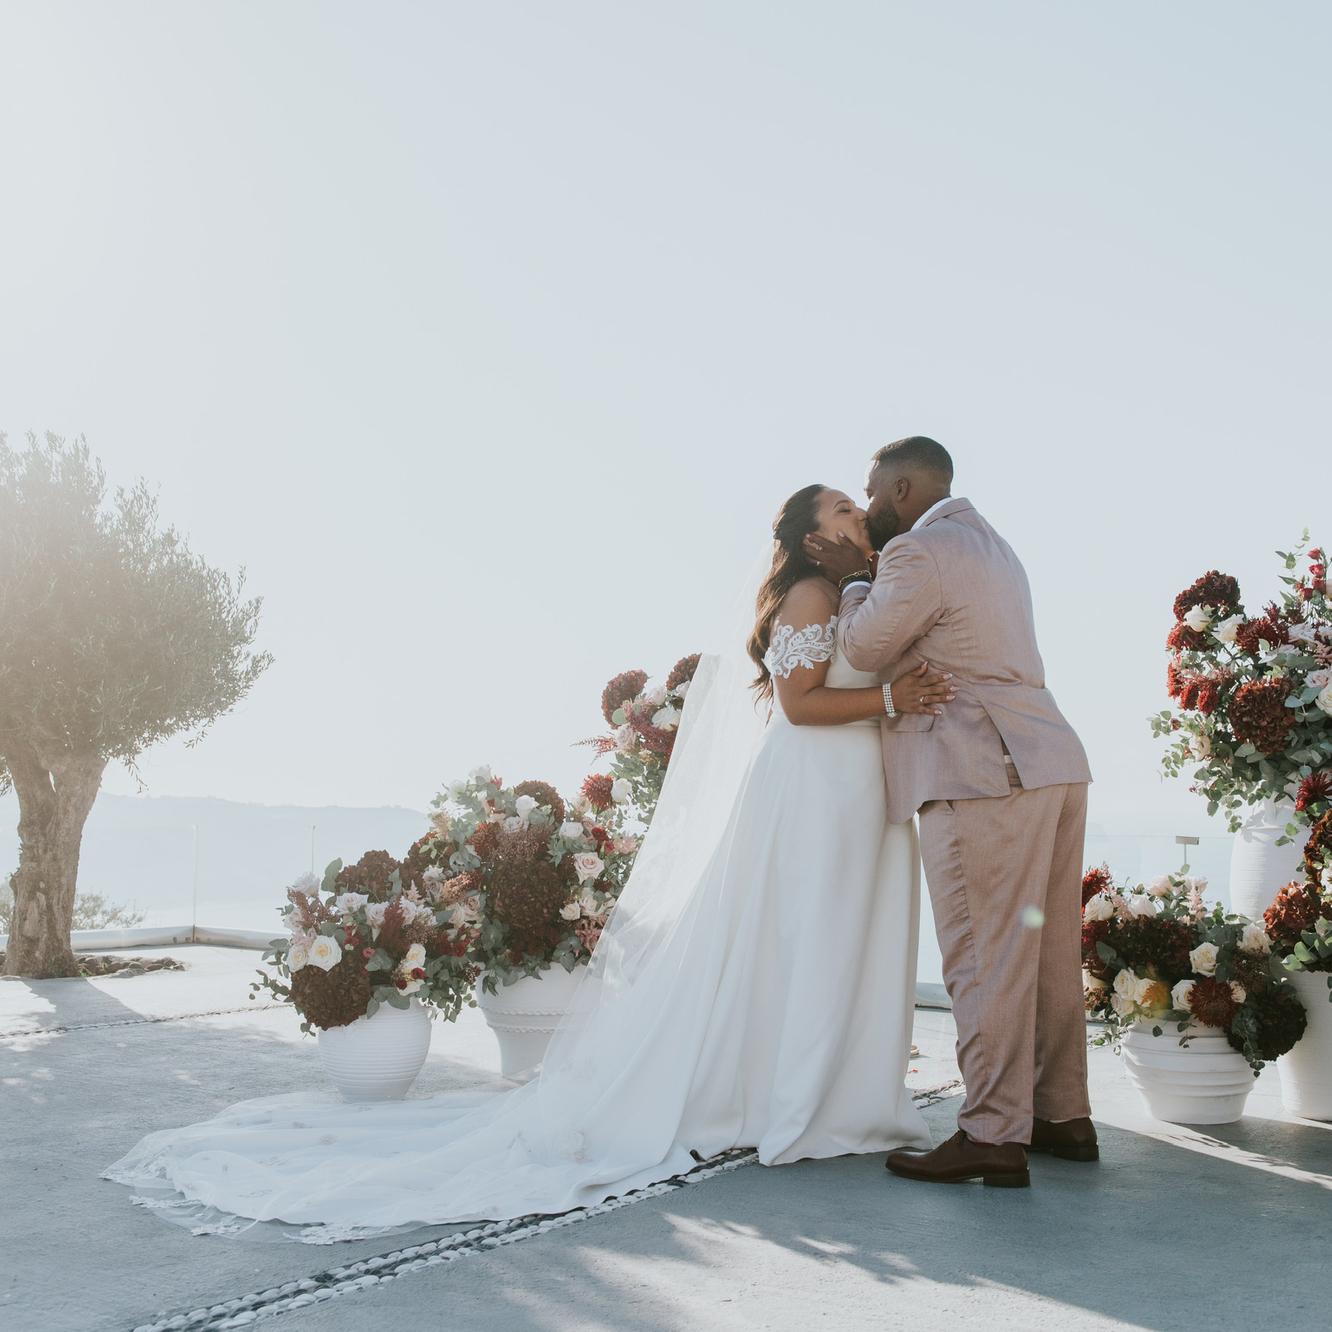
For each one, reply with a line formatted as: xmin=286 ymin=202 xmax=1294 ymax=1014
xmin=601 ymin=670 xmax=649 ymax=724
xmin=1187 ymin=977 xmax=1241 ymax=1029
xmin=1167 ymin=622 xmax=1209 ymax=652
xmin=665 ymin=653 xmax=702 ymax=692
xmin=581 ymin=773 xmax=615 ymax=812
xmin=1229 ymin=679 xmax=1295 ymax=754
xmin=1173 ymin=571 xmax=1242 ymax=621
xmin=1296 ymin=772 xmax=1332 ymax=816
xmin=1082 ymin=864 xmax=1113 ymax=907
xmin=1264 ymin=880 xmax=1327 ymax=948
xmin=1234 ymin=605 xmax=1289 ymax=657
xmin=1167 ymin=659 xmax=1185 ymax=700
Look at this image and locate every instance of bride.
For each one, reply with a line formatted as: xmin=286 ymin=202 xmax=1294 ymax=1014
xmin=106 ymin=483 xmax=956 ymax=1241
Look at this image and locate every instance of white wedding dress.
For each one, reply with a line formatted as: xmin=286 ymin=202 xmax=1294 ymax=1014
xmin=105 ymin=613 xmax=930 ymax=1241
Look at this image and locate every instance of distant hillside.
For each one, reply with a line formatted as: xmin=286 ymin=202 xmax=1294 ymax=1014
xmin=0 ymin=793 xmax=429 ymax=929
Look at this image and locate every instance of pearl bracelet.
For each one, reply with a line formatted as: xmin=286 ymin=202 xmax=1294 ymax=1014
xmin=882 ymin=683 xmax=897 ymax=718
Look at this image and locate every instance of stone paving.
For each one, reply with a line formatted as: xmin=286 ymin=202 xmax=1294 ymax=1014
xmin=2 ymin=947 xmax=1328 ymax=1331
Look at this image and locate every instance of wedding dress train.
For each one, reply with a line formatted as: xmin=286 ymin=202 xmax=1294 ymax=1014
xmin=105 ymin=622 xmax=930 ymax=1241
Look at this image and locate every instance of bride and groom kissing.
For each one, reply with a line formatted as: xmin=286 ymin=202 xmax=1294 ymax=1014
xmin=108 ymin=435 xmax=1096 ymax=1238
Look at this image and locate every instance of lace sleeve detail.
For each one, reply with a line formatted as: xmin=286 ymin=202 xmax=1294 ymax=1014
xmin=764 ymin=617 xmax=839 ymax=679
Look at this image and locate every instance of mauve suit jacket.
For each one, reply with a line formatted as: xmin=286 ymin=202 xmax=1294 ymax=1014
xmin=838 ymin=497 xmax=1091 ymax=824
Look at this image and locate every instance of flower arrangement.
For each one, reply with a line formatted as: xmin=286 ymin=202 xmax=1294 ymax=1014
xmin=1081 ymin=866 xmax=1307 ymax=1073
xmin=1265 ymin=810 xmax=1332 ymax=979
xmin=583 ymin=654 xmax=701 ymax=825
xmin=418 ymin=767 xmax=640 ymax=991
xmin=251 ymin=857 xmax=477 ymax=1034
xmin=1152 ymin=536 xmax=1332 ymax=835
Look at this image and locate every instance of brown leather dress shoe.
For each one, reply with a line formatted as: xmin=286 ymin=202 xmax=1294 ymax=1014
xmin=1025 ymin=1116 xmax=1099 ymax=1162
xmin=885 ymin=1130 xmax=1030 ymax=1188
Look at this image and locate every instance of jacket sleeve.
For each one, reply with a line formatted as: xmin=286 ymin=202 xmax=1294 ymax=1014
xmin=836 ymin=536 xmax=944 ymax=675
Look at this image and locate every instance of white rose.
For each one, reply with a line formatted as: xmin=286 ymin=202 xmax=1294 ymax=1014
xmin=559 ymin=820 xmax=586 ymax=842
xmin=572 ymin=852 xmax=605 ymax=885
xmin=333 ymin=892 xmax=368 ymax=916
xmin=651 ymin=705 xmax=681 ymax=731
xmin=645 ymin=684 xmax=668 ymax=707
xmin=470 ymin=764 xmax=493 ymax=784
xmin=1212 ymin=613 xmax=1244 ymax=644
xmin=1113 ymin=969 xmax=1139 ymax=1001
xmin=1316 ymin=683 xmax=1332 ymax=718
xmin=1182 ymin=604 xmax=1213 ymax=633
xmin=1184 ymin=876 xmax=1209 ymax=896
xmin=1084 ymin=892 xmax=1114 ymax=922
xmin=1189 ymin=942 xmax=1219 ymax=976
xmin=1126 ymin=895 xmax=1158 ymax=918
xmin=514 ymin=795 xmax=538 ymax=820
xmin=287 ymin=941 xmax=310 ymax=972
xmin=1230 ymin=981 xmax=1247 ymax=1004
xmin=1110 ymin=993 xmax=1134 ymax=1018
xmin=1307 ymin=668 xmax=1332 ymax=691
xmin=1171 ymin=979 xmax=1195 ymax=1012
xmin=503 ymin=815 xmax=524 ymax=832
xmin=308 ymin=935 xmax=342 ymax=972
xmin=675 ymin=680 xmax=691 ymax=699
xmin=1189 ymin=732 xmax=1212 ymax=761
xmin=611 ymin=778 xmax=632 ymax=805
xmin=403 ymin=942 xmax=426 ymax=968
xmin=1146 ymin=875 xmax=1173 ymax=898
xmin=1083 ymin=969 xmax=1107 ymax=993
xmin=1238 ymin=924 xmax=1271 ymax=955
xmin=559 ymin=901 xmax=581 ymax=921
xmin=614 ymin=723 xmax=636 ymax=753
xmin=1289 ymin=620 xmax=1317 ymax=645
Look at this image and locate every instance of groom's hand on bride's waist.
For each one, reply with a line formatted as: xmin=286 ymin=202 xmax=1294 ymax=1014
xmin=802 ymin=532 xmax=871 ymax=584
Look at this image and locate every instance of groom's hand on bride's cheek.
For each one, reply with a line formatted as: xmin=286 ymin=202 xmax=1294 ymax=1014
xmin=802 ymin=533 xmax=868 ymax=582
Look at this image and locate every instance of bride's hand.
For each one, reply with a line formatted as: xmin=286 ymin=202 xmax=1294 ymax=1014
xmin=890 ymin=662 xmax=956 ymax=717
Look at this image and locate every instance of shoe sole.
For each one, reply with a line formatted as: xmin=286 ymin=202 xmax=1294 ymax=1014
xmin=1027 ymin=1144 xmax=1100 ymax=1162
xmin=886 ymin=1164 xmax=1031 ymax=1188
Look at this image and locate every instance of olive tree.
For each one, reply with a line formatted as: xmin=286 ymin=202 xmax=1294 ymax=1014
xmin=0 ymin=433 xmax=272 ymax=976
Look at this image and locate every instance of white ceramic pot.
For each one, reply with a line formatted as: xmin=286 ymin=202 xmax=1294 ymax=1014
xmin=475 ymin=965 xmax=585 ymax=1077
xmin=1278 ymin=970 xmax=1332 ymax=1121
xmin=1229 ymin=798 xmax=1304 ymax=922
xmin=1122 ymin=1020 xmax=1254 ymax=1125
xmin=317 ymin=998 xmax=432 ymax=1101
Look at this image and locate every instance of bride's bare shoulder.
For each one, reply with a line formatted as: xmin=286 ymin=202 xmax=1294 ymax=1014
xmin=778 ymin=576 xmax=838 ymax=625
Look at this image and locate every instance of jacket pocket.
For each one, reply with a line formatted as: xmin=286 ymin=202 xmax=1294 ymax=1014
xmin=888 ymin=713 xmax=935 ymax=733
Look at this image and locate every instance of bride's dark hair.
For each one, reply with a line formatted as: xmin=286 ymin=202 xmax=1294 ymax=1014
xmin=747 ymin=483 xmax=827 ymax=701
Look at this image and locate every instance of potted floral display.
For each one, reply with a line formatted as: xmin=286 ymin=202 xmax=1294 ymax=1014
xmin=1264 ymin=811 xmax=1332 ymax=1119
xmin=1081 ymin=865 xmax=1307 ymax=1124
xmin=418 ymin=767 xmax=640 ymax=1075
xmin=584 ymin=653 xmax=701 ymax=825
xmin=1152 ymin=536 xmax=1332 ymax=918
xmin=252 ymin=853 xmax=476 ymax=1101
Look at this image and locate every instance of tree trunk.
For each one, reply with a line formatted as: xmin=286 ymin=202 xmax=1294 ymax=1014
xmin=2 ymin=748 xmax=107 ymax=978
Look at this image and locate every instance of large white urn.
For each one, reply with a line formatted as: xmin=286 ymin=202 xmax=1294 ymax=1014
xmin=1122 ymin=1020 xmax=1254 ymax=1125
xmin=317 ymin=998 xmax=432 ymax=1101
xmin=475 ymin=965 xmax=585 ymax=1077
xmin=1228 ymin=798 xmax=1304 ymax=922
xmin=1278 ymin=971 xmax=1332 ymax=1121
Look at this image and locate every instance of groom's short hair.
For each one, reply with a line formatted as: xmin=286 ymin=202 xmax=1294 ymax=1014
xmin=874 ymin=436 xmax=953 ymax=480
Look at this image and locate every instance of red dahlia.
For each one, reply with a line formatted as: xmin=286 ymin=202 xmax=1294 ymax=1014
xmin=1173 ymin=571 xmax=1242 ymax=620
xmin=1167 ymin=659 xmax=1185 ymax=700
xmin=1296 ymin=772 xmax=1332 ymax=816
xmin=601 ymin=670 xmax=649 ymax=724
xmin=1167 ymin=622 xmax=1209 ymax=652
xmin=1234 ymin=605 xmax=1289 ymax=657
xmin=1082 ymin=864 xmax=1113 ymax=907
xmin=1229 ymin=679 xmax=1295 ymax=753
xmin=1304 ymin=810 xmax=1332 ymax=883
xmin=1187 ymin=977 xmax=1241 ymax=1029
xmin=581 ymin=773 xmax=615 ymax=812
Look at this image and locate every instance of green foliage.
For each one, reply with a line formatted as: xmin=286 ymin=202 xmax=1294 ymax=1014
xmin=0 ymin=871 xmax=146 ymax=932
xmin=0 ymin=432 xmax=273 ymax=788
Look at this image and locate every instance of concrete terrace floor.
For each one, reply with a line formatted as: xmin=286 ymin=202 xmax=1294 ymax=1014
xmin=2 ymin=947 xmax=1329 ymax=1332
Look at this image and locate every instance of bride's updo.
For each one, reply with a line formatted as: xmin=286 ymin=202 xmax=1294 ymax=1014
xmin=747 ymin=483 xmax=826 ymax=701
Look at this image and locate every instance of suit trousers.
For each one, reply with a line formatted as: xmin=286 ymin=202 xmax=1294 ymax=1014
xmin=917 ymin=764 xmax=1091 ymax=1145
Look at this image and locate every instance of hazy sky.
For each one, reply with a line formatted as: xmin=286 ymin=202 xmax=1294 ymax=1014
xmin=1 ymin=2 xmax=1326 ymax=836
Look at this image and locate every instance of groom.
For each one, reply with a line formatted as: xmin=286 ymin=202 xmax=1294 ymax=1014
xmin=806 ymin=436 xmax=1094 ymax=1189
